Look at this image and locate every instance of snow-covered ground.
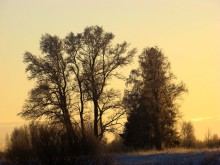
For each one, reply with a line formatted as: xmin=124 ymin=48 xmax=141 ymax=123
xmin=115 ymin=151 xmax=220 ymax=165
xmin=1 ymin=150 xmax=220 ymax=165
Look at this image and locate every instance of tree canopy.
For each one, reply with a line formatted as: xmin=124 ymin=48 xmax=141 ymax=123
xmin=122 ymin=47 xmax=188 ymax=150
xmin=19 ymin=26 xmax=136 ymax=144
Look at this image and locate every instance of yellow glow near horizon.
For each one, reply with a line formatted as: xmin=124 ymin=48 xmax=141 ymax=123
xmin=0 ymin=0 xmax=220 ymax=141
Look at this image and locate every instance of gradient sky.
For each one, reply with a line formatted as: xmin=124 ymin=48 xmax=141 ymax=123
xmin=0 ymin=0 xmax=220 ymax=144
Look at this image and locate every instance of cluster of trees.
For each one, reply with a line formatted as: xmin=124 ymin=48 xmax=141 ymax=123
xmin=179 ymin=121 xmax=220 ymax=148
xmin=204 ymin=132 xmax=220 ymax=148
xmin=5 ymin=25 xmax=191 ymax=163
xmin=5 ymin=25 xmax=220 ymax=164
xmin=19 ymin=26 xmax=136 ymax=156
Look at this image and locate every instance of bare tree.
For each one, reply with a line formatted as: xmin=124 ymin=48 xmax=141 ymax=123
xmin=205 ymin=128 xmax=212 ymax=147
xmin=64 ymin=32 xmax=88 ymax=140
xmin=65 ymin=26 xmax=136 ymax=139
xmin=97 ymin=89 xmax=125 ymax=139
xmin=18 ymin=34 xmax=79 ymax=149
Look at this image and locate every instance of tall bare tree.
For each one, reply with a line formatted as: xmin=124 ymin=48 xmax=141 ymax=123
xmin=65 ymin=26 xmax=136 ymax=139
xmin=64 ymin=32 xmax=88 ymax=140
xmin=18 ymin=34 xmax=78 ymax=149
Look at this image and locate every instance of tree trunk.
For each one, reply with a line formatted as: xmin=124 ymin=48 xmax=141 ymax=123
xmin=80 ymin=111 xmax=85 ymax=140
xmin=93 ymin=98 xmax=99 ymax=138
xmin=79 ymin=82 xmax=85 ymax=140
xmin=98 ymin=111 xmax=104 ymax=140
xmin=60 ymin=93 xmax=79 ymax=153
xmin=153 ymin=90 xmax=162 ymax=150
xmin=63 ymin=108 xmax=76 ymax=139
xmin=154 ymin=114 xmax=162 ymax=150
xmin=63 ymin=107 xmax=81 ymax=155
xmin=155 ymin=125 xmax=162 ymax=150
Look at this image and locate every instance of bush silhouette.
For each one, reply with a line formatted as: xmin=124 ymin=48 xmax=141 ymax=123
xmin=5 ymin=122 xmax=114 ymax=164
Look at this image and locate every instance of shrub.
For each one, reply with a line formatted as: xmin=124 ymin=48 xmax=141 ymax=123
xmin=29 ymin=122 xmax=71 ymax=164
xmin=81 ymin=124 xmax=107 ymax=155
xmin=5 ymin=125 xmax=34 ymax=165
xmin=5 ymin=122 xmax=112 ymax=164
xmin=107 ymin=136 xmax=129 ymax=153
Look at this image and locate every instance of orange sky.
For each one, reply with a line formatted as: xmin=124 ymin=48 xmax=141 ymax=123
xmin=0 ymin=0 xmax=220 ymax=143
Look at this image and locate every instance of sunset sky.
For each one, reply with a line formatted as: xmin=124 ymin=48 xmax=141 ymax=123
xmin=0 ymin=0 xmax=220 ymax=144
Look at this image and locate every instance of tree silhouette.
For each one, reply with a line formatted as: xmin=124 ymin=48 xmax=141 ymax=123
xmin=19 ymin=26 xmax=136 ymax=144
xmin=122 ymin=47 xmax=187 ymax=150
xmin=180 ymin=121 xmax=196 ymax=148
xmin=18 ymin=34 xmax=79 ymax=151
xmin=64 ymin=26 xmax=136 ymax=139
xmin=64 ymin=32 xmax=88 ymax=140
